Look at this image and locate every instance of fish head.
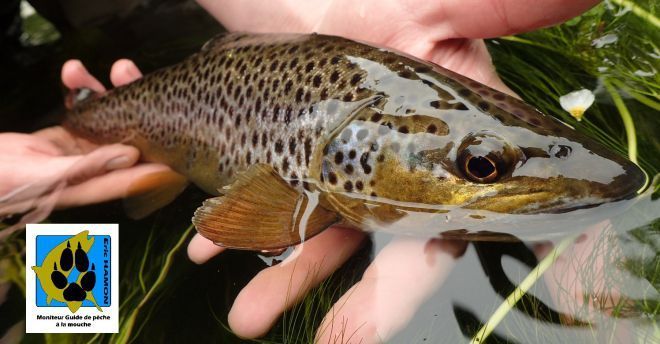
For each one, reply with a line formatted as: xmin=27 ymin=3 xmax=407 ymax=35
xmin=317 ymin=67 xmax=646 ymax=215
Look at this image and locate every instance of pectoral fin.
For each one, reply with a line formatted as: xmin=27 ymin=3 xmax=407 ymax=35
xmin=192 ymin=164 xmax=339 ymax=250
xmin=123 ymin=170 xmax=189 ymax=219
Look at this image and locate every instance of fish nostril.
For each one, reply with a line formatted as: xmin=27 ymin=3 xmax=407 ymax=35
xmin=550 ymin=145 xmax=572 ymax=159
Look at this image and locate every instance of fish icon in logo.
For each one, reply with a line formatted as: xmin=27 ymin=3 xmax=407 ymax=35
xmin=32 ymin=230 xmax=101 ymax=313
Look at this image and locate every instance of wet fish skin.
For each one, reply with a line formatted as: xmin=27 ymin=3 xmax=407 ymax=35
xmin=64 ymin=32 xmax=646 ymax=230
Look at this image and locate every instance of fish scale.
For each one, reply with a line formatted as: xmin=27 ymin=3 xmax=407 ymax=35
xmin=66 ymin=33 xmax=393 ymax=194
xmin=64 ymin=32 xmax=645 ymax=248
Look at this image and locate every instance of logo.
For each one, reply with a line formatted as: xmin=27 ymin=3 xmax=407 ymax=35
xmin=26 ymin=224 xmax=118 ymax=333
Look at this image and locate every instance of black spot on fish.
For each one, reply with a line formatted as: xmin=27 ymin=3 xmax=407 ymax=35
xmin=344 ymin=180 xmax=353 ymax=192
xmin=289 ymin=137 xmax=297 ymax=154
xmin=398 ymin=126 xmax=409 ymax=134
xmin=349 ymin=150 xmax=357 ymax=160
xmin=289 ymin=58 xmax=299 ymax=68
xmin=252 ymin=133 xmax=259 ymax=147
xmin=313 ymin=75 xmax=322 ymax=87
xmin=331 ymin=56 xmax=341 ymax=65
xmin=330 ymin=71 xmax=340 ymax=83
xmin=455 ymin=103 xmax=469 ymax=111
xmin=305 ymin=62 xmax=315 ymax=72
xmin=284 ymin=80 xmax=293 ymax=94
xmin=296 ymin=88 xmax=304 ymax=102
xmin=478 ymin=102 xmax=490 ymax=111
xmin=355 ymin=180 xmax=364 ymax=190
xmin=272 ymin=105 xmax=281 ymax=122
xmin=282 ymin=158 xmax=290 ymax=173
xmin=427 ymin=124 xmax=437 ymax=133
xmin=284 ymin=107 xmax=292 ymax=123
xmin=345 ymin=164 xmax=354 ymax=174
xmin=328 ymin=172 xmax=338 ymax=184
xmin=414 ymin=66 xmax=431 ymax=73
xmin=304 ymin=138 xmax=312 ymax=165
xmin=290 ymin=172 xmax=299 ymax=186
xmin=371 ymin=113 xmax=383 ymax=122
xmin=350 ymin=73 xmax=361 ymax=86
xmin=335 ymin=152 xmax=344 ymax=164
xmin=275 ymin=139 xmax=284 ymax=154
xmin=398 ymin=70 xmax=413 ymax=78
xmin=458 ymin=89 xmax=470 ymax=97
xmin=360 ymin=152 xmax=372 ymax=174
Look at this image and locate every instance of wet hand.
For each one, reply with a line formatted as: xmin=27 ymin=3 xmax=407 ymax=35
xmin=189 ymin=0 xmax=600 ymax=341
xmin=0 ymin=60 xmax=173 ymax=239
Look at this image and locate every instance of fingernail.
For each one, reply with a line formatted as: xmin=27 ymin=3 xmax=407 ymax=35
xmin=105 ymin=156 xmax=131 ymax=170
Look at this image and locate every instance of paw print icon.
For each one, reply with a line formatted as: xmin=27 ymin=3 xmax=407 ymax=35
xmin=32 ymin=230 xmax=105 ymax=313
xmin=51 ymin=241 xmax=96 ymax=302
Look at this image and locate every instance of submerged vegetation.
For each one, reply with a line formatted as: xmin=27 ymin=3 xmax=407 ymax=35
xmin=0 ymin=0 xmax=657 ymax=343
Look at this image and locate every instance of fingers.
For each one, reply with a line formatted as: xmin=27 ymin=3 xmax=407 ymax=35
xmin=539 ymin=222 xmax=633 ymax=322
xmin=428 ymin=39 xmax=516 ymax=95
xmin=61 ymin=60 xmax=106 ymax=93
xmin=228 ymin=227 xmax=366 ymax=339
xmin=196 ymin=0 xmax=329 ymax=33
xmin=110 ymin=59 xmax=143 ymax=86
xmin=316 ymin=237 xmax=467 ymax=343
xmin=187 ymin=233 xmax=227 ymax=264
xmin=0 ymin=143 xmax=140 ymax=210
xmin=61 ymin=144 xmax=140 ymax=186
xmin=55 ymin=162 xmax=173 ymax=208
xmin=439 ymin=0 xmax=600 ymax=39
xmin=33 ymin=126 xmax=99 ymax=155
xmin=61 ymin=58 xmax=142 ymax=93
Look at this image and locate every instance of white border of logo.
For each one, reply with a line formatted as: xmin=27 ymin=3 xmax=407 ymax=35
xmin=25 ymin=224 xmax=119 ymax=333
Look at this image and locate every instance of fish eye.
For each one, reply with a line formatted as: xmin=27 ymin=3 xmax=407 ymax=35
xmin=457 ymin=133 xmax=517 ymax=184
xmin=463 ymin=154 xmax=499 ymax=183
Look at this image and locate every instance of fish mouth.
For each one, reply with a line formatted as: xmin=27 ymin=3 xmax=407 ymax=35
xmin=602 ymin=162 xmax=649 ymax=201
xmin=527 ymin=201 xmax=607 ymax=215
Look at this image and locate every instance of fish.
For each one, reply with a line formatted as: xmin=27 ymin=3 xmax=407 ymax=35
xmin=64 ymin=32 xmax=647 ymax=249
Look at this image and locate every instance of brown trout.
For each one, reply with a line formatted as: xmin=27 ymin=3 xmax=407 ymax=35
xmin=64 ymin=33 xmax=646 ymax=249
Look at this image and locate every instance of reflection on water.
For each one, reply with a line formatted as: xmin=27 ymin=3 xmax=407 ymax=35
xmin=248 ymin=186 xmax=658 ymax=343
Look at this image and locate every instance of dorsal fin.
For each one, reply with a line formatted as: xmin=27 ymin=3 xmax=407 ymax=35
xmin=192 ymin=164 xmax=340 ymax=250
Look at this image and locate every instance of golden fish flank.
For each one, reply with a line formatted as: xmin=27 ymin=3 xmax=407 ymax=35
xmin=64 ymin=33 xmax=647 ymax=249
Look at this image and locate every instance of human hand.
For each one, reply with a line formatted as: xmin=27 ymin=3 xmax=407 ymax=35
xmin=186 ymin=0 xmax=601 ymax=342
xmin=0 ymin=60 xmax=176 ymax=239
